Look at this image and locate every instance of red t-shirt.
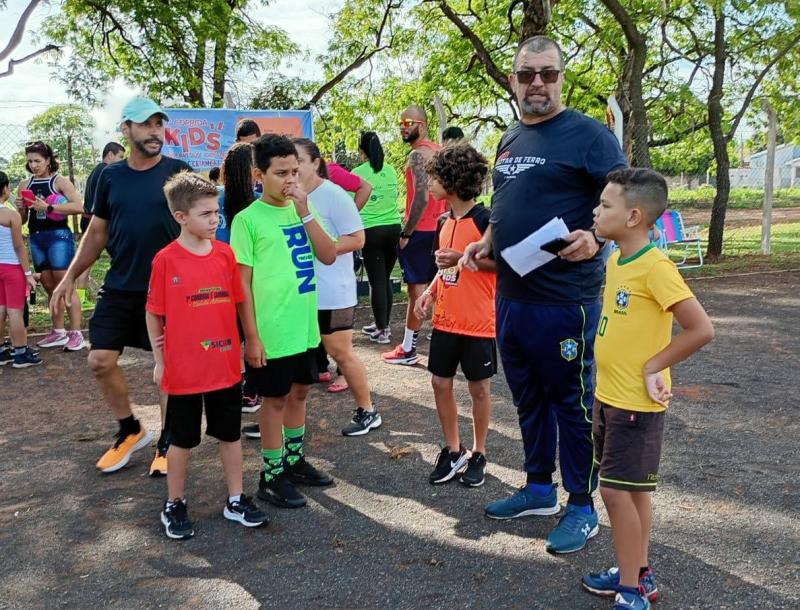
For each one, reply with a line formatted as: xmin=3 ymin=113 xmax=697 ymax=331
xmin=146 ymin=240 xmax=244 ymax=395
xmin=405 ymin=140 xmax=449 ymax=232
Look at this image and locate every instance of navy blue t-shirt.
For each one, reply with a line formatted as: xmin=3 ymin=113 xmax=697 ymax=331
xmin=92 ymin=156 xmax=193 ymax=291
xmin=490 ymin=109 xmax=627 ymax=304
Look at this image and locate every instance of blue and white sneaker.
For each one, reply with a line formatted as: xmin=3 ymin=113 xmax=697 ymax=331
xmin=545 ymin=503 xmax=599 ymax=553
xmin=613 ymin=590 xmax=651 ymax=610
xmin=582 ymin=566 xmax=659 ymax=601
xmin=484 ymin=484 xmax=560 ymax=519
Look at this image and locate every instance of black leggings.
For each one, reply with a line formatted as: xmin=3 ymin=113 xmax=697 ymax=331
xmin=362 ymin=224 xmax=401 ymax=329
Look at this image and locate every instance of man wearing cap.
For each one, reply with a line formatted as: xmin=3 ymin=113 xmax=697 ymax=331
xmin=52 ymin=96 xmax=193 ymax=475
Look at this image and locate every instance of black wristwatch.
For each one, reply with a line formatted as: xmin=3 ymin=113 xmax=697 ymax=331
xmin=400 ymin=231 xmax=411 ymax=239
xmin=46 ymin=204 xmax=54 ymax=213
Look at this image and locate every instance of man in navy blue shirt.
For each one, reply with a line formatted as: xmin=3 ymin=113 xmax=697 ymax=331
xmin=462 ymin=36 xmax=627 ymax=555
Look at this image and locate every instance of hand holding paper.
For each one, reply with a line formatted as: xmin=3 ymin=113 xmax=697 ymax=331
xmin=499 ymin=217 xmax=570 ymax=276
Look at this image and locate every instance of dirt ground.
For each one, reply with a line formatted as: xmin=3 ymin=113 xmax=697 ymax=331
xmin=1 ymin=271 xmax=798 ymax=610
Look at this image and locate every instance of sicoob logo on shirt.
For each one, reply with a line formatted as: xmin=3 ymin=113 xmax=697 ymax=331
xmin=494 ymin=152 xmax=546 ymax=179
xmin=200 ymin=338 xmax=234 ymax=352
xmin=282 ymin=224 xmax=316 ymax=294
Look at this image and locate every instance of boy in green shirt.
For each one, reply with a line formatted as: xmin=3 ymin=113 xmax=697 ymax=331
xmin=230 ymin=135 xmax=337 ymax=508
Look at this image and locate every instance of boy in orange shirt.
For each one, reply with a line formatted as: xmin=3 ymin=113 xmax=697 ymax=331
xmin=146 ymin=172 xmax=267 ymax=540
xmin=415 ymin=143 xmax=495 ymax=487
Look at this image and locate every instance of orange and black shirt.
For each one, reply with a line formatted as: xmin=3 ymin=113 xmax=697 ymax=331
xmin=432 ymin=204 xmax=496 ymax=338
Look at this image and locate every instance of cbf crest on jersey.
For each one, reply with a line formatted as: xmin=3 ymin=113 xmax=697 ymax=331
xmin=560 ymin=338 xmax=578 ymax=362
xmin=614 ymin=286 xmax=631 ymax=315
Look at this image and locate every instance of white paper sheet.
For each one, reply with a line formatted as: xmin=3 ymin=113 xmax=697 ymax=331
xmin=499 ymin=217 xmax=570 ymax=276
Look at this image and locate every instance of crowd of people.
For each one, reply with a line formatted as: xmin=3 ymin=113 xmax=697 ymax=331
xmin=0 ymin=35 xmax=716 ymax=610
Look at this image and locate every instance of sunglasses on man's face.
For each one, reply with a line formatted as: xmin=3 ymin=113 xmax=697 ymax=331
xmin=514 ymin=69 xmax=561 ymax=85
xmin=399 ymin=119 xmax=424 ymax=128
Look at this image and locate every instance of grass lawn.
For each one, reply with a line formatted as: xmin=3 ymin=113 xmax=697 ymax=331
xmin=670 ymin=186 xmax=800 ymax=209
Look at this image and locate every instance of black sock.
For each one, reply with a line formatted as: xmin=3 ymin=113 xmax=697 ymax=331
xmin=411 ymin=330 xmax=419 ymax=351
xmin=568 ymin=492 xmax=594 ymax=508
xmin=157 ymin=430 xmax=170 ymax=454
xmin=119 ymin=415 xmax=140 ymax=436
xmin=639 ymin=566 xmax=650 ymax=577
xmin=526 ymin=472 xmax=553 ymax=485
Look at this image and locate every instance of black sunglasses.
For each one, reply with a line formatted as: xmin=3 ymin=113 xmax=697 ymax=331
xmin=514 ymin=69 xmax=561 ymax=85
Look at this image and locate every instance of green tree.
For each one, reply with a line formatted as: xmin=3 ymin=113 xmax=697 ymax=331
xmin=24 ymin=104 xmax=96 ymax=178
xmin=42 ymin=0 xmax=297 ymax=107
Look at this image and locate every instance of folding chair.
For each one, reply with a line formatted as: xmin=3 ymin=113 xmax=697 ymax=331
xmin=654 ymin=210 xmax=704 ymax=269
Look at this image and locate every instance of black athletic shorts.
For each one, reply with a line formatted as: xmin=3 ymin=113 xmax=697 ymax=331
xmin=166 ymin=382 xmax=242 ymax=449
xmin=89 ymin=288 xmax=151 ymax=352
xmin=318 ymin=307 xmax=355 ymax=335
xmin=593 ymin=399 xmax=666 ymax=492
xmin=245 ymin=348 xmax=317 ymax=398
xmin=427 ymin=329 xmax=497 ymax=381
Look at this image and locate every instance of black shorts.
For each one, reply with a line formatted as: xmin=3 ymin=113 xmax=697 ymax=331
xmin=166 ymin=383 xmax=242 ymax=449
xmin=593 ymin=400 xmax=665 ymax=492
xmin=245 ymin=349 xmax=317 ymax=398
xmin=89 ymin=288 xmax=151 ymax=352
xmin=318 ymin=307 xmax=355 ymax=335
xmin=398 ymin=230 xmax=438 ymax=285
xmin=428 ymin=329 xmax=497 ymax=381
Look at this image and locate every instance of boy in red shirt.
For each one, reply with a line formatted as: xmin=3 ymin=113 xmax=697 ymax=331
xmin=146 ymin=172 xmax=267 ymax=540
xmin=414 ymin=143 xmax=496 ymax=487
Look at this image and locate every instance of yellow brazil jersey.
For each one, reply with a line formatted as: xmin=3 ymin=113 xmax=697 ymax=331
xmin=595 ymin=244 xmax=694 ymax=412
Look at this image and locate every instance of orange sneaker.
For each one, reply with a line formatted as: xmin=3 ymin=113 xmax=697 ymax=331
xmin=96 ymin=428 xmax=153 ymax=473
xmin=149 ymin=449 xmax=168 ymax=477
xmin=381 ymin=344 xmax=419 ymax=365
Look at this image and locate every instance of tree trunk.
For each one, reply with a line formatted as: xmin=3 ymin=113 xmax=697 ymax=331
xmin=188 ymin=32 xmax=207 ymax=107
xmin=521 ymin=0 xmax=553 ymax=39
xmin=211 ymin=3 xmax=234 ymax=108
xmin=707 ymin=9 xmax=728 ymax=261
xmin=761 ymin=99 xmax=777 ymax=255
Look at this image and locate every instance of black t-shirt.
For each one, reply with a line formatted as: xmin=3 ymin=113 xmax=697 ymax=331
xmin=27 ymin=174 xmax=69 ymax=233
xmin=490 ymin=109 xmax=627 ymax=304
xmin=84 ymin=162 xmax=105 ymax=216
xmin=93 ymin=156 xmax=193 ymax=291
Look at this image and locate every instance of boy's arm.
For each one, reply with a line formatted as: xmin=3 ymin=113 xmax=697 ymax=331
xmin=145 ymin=312 xmax=165 ymax=386
xmin=237 ymin=264 xmax=266 ymax=368
xmin=335 ymin=230 xmax=365 ymax=255
xmin=414 ymin=274 xmax=440 ymax=320
xmin=643 ymin=297 xmax=715 ymax=405
xmin=284 ymin=184 xmax=337 ymax=264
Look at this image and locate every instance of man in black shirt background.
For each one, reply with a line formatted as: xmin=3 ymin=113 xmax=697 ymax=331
xmin=52 ymin=96 xmax=192 ymax=477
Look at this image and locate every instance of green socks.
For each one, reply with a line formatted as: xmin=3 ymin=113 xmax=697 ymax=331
xmin=261 ymin=448 xmax=284 ymax=482
xmin=283 ymin=425 xmax=305 ymax=466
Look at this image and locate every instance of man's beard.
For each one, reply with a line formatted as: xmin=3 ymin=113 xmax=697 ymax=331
xmin=402 ymin=129 xmax=420 ymax=144
xmin=520 ymin=96 xmax=553 ymax=116
xmin=133 ymin=138 xmax=163 ymax=157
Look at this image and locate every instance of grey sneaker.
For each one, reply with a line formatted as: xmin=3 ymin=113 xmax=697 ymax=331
xmin=341 ymin=408 xmax=382 ymax=436
xmin=369 ymin=328 xmax=391 ymax=344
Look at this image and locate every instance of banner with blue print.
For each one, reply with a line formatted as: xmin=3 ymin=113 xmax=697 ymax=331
xmin=162 ymin=109 xmax=314 ymax=170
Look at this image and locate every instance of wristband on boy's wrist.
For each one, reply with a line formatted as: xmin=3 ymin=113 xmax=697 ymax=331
xmin=24 ymin=270 xmax=33 ymax=276
xmin=301 ymin=213 xmax=314 ymax=225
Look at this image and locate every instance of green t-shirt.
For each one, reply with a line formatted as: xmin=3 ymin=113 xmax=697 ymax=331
xmin=230 ymin=199 xmax=320 ymax=359
xmin=352 ymin=161 xmax=401 ymax=229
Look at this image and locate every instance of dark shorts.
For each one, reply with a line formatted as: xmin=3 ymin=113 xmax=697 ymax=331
xmin=166 ymin=383 xmax=242 ymax=449
xmin=89 ymin=288 xmax=151 ymax=352
xmin=29 ymin=228 xmax=76 ymax=272
xmin=245 ymin=348 xmax=317 ymax=398
xmin=428 ymin=329 xmax=497 ymax=381
xmin=318 ymin=307 xmax=355 ymax=335
xmin=593 ymin=399 xmax=665 ymax=492
xmin=398 ymin=230 xmax=438 ymax=285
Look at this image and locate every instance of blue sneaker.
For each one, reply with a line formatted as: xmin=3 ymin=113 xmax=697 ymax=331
xmin=582 ymin=566 xmax=659 ymax=601
xmin=545 ymin=503 xmax=598 ymax=553
xmin=613 ymin=590 xmax=651 ymax=610
xmin=484 ymin=485 xmax=560 ymax=519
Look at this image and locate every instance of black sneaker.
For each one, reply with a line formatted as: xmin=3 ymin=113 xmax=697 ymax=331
xmin=241 ymin=393 xmax=261 ymax=414
xmin=286 ymin=456 xmax=334 ymax=486
xmin=160 ymin=499 xmax=195 ymax=540
xmin=429 ymin=445 xmax=471 ymax=485
xmin=257 ymin=471 xmax=307 ymax=508
xmin=460 ymin=452 xmax=487 ymax=487
xmin=242 ymin=424 xmax=261 ymax=439
xmin=341 ymin=408 xmax=382 ymax=437
xmin=0 ymin=349 xmax=12 ymax=366
xmin=12 ymin=347 xmax=42 ymax=368
xmin=223 ymin=494 xmax=269 ymax=527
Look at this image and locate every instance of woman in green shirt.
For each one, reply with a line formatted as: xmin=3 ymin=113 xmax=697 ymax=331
xmin=353 ymin=131 xmax=401 ymax=345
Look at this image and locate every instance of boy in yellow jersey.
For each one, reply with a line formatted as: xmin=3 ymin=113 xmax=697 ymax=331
xmin=581 ymin=168 xmax=714 ymax=610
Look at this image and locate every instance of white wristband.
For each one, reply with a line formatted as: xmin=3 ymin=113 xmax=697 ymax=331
xmin=301 ymin=213 xmax=314 ymax=225
xmin=24 ymin=270 xmax=33 ymax=277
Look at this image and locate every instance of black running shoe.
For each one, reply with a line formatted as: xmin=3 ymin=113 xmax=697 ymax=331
xmin=160 ymin=499 xmax=195 ymax=540
xmin=460 ymin=452 xmax=487 ymax=487
xmin=241 ymin=393 xmax=261 ymax=414
xmin=223 ymin=494 xmax=269 ymax=527
xmin=242 ymin=424 xmax=261 ymax=439
xmin=257 ymin=472 xmax=306 ymax=508
xmin=286 ymin=456 xmax=334 ymax=486
xmin=429 ymin=445 xmax=470 ymax=485
xmin=341 ymin=407 xmax=382 ymax=437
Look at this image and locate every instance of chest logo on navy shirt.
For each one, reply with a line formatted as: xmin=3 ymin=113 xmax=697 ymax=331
xmin=614 ymin=286 xmax=630 ymax=315
xmin=282 ymin=224 xmax=316 ymax=294
xmin=494 ymin=155 xmax=546 ymax=180
xmin=560 ymin=338 xmax=579 ymax=362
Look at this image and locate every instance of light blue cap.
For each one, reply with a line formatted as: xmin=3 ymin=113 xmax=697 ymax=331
xmin=120 ymin=95 xmax=169 ymax=123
